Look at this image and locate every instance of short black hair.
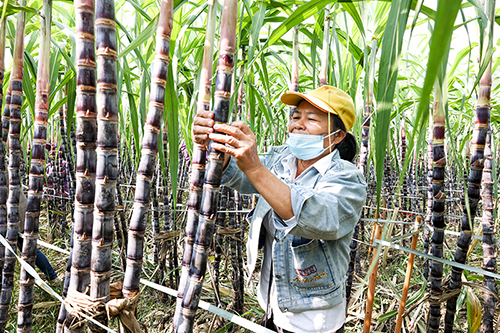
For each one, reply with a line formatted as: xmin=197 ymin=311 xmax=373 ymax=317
xmin=329 ymin=114 xmax=357 ymax=163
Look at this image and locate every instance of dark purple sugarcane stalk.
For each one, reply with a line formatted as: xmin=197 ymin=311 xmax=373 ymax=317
xmin=480 ymin=129 xmax=496 ymax=333
xmin=0 ymin=2 xmax=26 ymax=329
xmin=228 ymin=189 xmax=243 ymax=313
xmin=174 ymin=0 xmax=218 ymax=327
xmin=0 ymin=15 xmax=7 ymax=287
xmin=89 ymin=0 xmax=119 ymax=329
xmin=17 ymin=1 xmax=51 ymax=331
xmin=233 ymin=190 xmax=245 ymax=311
xmin=63 ymin=84 xmax=76 ymax=202
xmin=63 ymin=0 xmax=97 ymax=331
xmin=122 ymin=0 xmax=173 ymax=309
xmin=428 ymin=83 xmax=446 ymax=333
xmin=175 ymin=1 xmax=237 ymax=331
xmin=400 ymin=119 xmax=407 ymax=211
xmin=444 ymin=52 xmax=493 ymax=333
xmin=213 ymin=187 xmax=226 ymax=306
xmin=1 ymin=93 xmax=9 ymax=145
xmin=423 ymin=124 xmax=433 ymax=280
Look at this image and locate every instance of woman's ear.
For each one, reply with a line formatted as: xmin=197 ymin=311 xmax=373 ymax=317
xmin=333 ymin=130 xmax=346 ymax=144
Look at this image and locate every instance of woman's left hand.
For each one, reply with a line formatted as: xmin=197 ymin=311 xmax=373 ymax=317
xmin=209 ymin=121 xmax=262 ymax=175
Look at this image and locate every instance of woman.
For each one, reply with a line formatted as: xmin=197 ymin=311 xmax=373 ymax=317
xmin=193 ymin=85 xmax=367 ymax=333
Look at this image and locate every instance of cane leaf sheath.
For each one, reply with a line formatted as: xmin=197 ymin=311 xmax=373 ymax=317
xmin=176 ymin=1 xmax=237 ymax=331
xmin=0 ymin=1 xmax=26 ymax=329
xmin=17 ymin=0 xmax=52 ymax=331
xmin=122 ymin=0 xmax=174 ymax=301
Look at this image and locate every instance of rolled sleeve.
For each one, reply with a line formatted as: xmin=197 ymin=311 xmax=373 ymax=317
xmin=221 ymin=147 xmax=286 ymax=194
xmin=277 ymin=167 xmax=367 ymax=240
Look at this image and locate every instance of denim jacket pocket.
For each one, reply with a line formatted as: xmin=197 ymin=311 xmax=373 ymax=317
xmin=288 ymin=238 xmax=337 ymax=296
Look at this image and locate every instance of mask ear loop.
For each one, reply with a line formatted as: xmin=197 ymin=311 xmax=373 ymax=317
xmin=323 ymin=129 xmax=340 ymax=153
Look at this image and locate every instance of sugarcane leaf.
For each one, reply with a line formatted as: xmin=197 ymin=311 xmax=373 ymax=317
xmin=404 ymin=0 xmax=461 ymax=196
xmin=52 ymin=19 xmax=75 ymax=45
xmin=247 ymin=0 xmax=266 ymax=61
xmin=49 ymin=69 xmax=73 ymax=107
xmin=50 ymin=36 xmax=76 ymax=74
xmin=122 ymin=58 xmax=141 ymax=163
xmin=341 ymin=2 xmax=365 ymax=41
xmin=4 ymin=4 xmax=37 ymax=16
xmin=48 ymin=95 xmax=68 ymax=119
xmin=22 ymin=59 xmax=35 ymax=119
xmin=66 ymin=74 xmax=76 ymax=137
xmin=53 ymin=3 xmax=74 ymax=25
xmin=164 ymin=60 xmax=179 ymax=216
xmin=246 ymin=0 xmax=336 ymax=71
xmin=466 ymin=287 xmax=482 ymax=333
xmin=124 ymin=0 xmax=152 ymax=22
xmin=371 ymin=0 xmax=412 ymax=204
xmin=118 ymin=14 xmax=158 ymax=60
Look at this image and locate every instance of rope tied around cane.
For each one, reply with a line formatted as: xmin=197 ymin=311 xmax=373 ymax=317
xmin=64 ymin=281 xmax=144 ymax=333
xmin=154 ymin=230 xmax=181 ymax=262
xmin=216 ymin=226 xmax=244 ymax=242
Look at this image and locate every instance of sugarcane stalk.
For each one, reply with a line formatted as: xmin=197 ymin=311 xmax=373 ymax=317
xmin=17 ymin=1 xmax=52 ymax=331
xmin=423 ymin=123 xmax=433 ymax=281
xmin=122 ymin=0 xmax=173 ymax=314
xmin=319 ymin=5 xmax=331 ymax=87
xmin=480 ymin=129 xmax=496 ymax=333
xmin=228 ymin=189 xmax=243 ymax=313
xmin=428 ymin=82 xmax=447 ymax=333
xmin=0 ymin=10 xmax=8 ymax=286
xmin=395 ymin=217 xmax=420 ymax=333
xmin=1 ymin=93 xmax=9 ymax=146
xmin=400 ymin=119 xmax=407 ymax=212
xmin=58 ymin=88 xmax=74 ymax=227
xmin=0 ymin=2 xmax=26 ymax=329
xmin=444 ymin=0 xmax=494 ymax=325
xmin=161 ymin=129 xmax=174 ymax=290
xmin=363 ymin=222 xmax=383 ymax=333
xmin=213 ymin=187 xmax=226 ymax=306
xmin=88 ymin=0 xmax=119 ymax=329
xmin=174 ymin=0 xmax=218 ymax=327
xmin=64 ymin=0 xmax=97 ymax=331
xmin=175 ymin=2 xmax=237 ymax=331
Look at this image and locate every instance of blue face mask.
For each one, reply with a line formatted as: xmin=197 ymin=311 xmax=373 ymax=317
xmin=285 ymin=130 xmax=339 ymax=160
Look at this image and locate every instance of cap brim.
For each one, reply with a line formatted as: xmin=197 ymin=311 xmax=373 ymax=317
xmin=281 ymin=91 xmax=338 ymax=116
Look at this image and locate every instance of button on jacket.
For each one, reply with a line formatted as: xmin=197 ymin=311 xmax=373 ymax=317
xmin=221 ymin=145 xmax=367 ymax=313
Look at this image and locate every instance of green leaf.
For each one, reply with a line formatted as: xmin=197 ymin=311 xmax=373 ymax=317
xmin=118 ymin=14 xmax=158 ymax=60
xmin=164 ymin=60 xmax=179 ymax=218
xmin=404 ymin=0 xmax=462 ymax=191
xmin=372 ymin=0 xmax=412 ymax=204
xmin=247 ymin=0 xmax=337 ymax=71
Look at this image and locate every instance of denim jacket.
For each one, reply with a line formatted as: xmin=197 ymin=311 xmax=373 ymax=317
xmin=221 ymin=145 xmax=367 ymax=313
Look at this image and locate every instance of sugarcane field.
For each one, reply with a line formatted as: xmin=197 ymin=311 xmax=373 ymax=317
xmin=0 ymin=0 xmax=499 ymax=332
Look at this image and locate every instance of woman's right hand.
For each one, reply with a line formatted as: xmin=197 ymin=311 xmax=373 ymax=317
xmin=192 ymin=110 xmax=215 ymax=149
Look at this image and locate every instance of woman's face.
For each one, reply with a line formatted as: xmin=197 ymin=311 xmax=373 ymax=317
xmin=288 ymin=100 xmax=344 ymax=149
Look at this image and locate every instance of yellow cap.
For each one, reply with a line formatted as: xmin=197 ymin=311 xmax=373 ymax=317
xmin=281 ymin=86 xmax=356 ymax=131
